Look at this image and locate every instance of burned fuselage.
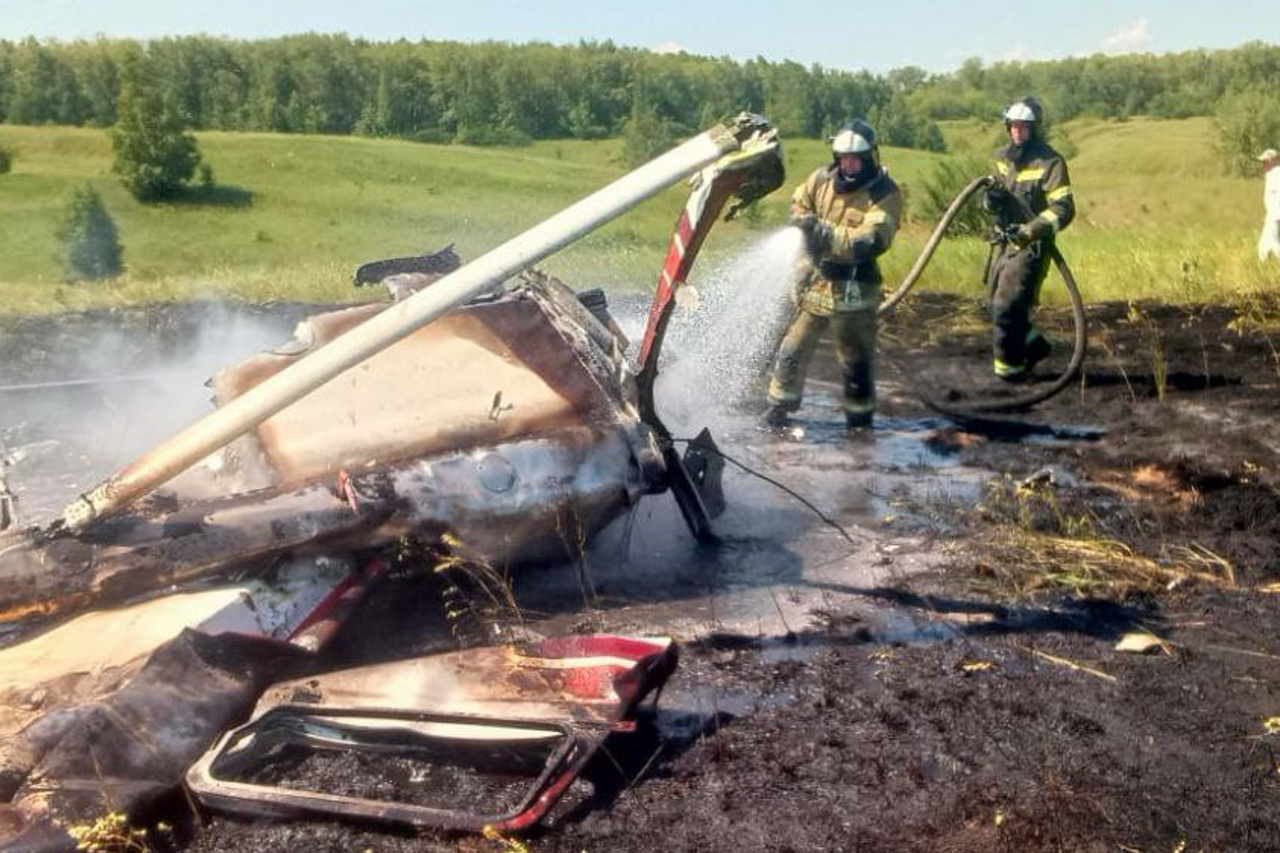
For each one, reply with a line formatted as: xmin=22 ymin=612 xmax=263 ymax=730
xmin=0 ymin=272 xmax=663 ymax=633
xmin=0 ymin=112 xmax=785 ymax=650
xmin=0 ymin=113 xmax=786 ymax=851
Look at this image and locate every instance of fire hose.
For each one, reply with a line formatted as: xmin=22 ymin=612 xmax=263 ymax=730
xmin=878 ymin=175 xmax=1088 ymax=416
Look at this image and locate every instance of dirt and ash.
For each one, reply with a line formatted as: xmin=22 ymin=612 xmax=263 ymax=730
xmin=5 ymin=292 xmax=1280 ymax=852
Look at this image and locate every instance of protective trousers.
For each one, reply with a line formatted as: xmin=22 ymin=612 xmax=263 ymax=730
xmin=767 ymin=303 xmax=877 ymax=419
xmin=989 ymin=242 xmax=1051 ymax=374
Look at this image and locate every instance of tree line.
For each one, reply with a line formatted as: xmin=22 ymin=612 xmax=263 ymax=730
xmin=906 ymin=42 xmax=1280 ymax=122
xmin=3 ymin=35 xmax=1280 ymax=161
xmin=0 ymin=35 xmax=945 ymax=149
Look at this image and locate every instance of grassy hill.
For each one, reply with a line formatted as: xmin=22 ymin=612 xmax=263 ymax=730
xmin=0 ymin=117 xmax=1273 ymax=315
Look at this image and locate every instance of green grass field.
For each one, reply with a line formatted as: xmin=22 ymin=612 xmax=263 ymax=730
xmin=0 ymin=117 xmax=1275 ymax=315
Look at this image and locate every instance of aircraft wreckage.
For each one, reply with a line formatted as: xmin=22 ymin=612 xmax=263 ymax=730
xmin=0 ymin=113 xmax=784 ymax=849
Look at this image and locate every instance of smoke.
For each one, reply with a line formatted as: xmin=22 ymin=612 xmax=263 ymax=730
xmin=653 ymin=228 xmax=802 ymax=434
xmin=0 ymin=303 xmax=298 ymax=521
xmin=76 ymin=306 xmax=294 ymax=454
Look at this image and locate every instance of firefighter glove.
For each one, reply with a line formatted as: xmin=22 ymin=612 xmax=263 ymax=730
xmin=983 ymin=184 xmax=1010 ymax=211
xmin=788 ymin=211 xmax=817 ymax=232
xmin=807 ymin=220 xmax=835 ymax=254
xmin=1009 ymin=223 xmax=1035 ymax=248
xmin=849 ymin=235 xmax=877 ymax=264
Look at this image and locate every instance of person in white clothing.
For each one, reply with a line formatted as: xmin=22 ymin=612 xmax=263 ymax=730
xmin=1259 ymin=148 xmax=1280 ymax=263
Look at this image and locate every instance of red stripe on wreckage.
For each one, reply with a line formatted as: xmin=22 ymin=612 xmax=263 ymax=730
xmin=637 ymin=206 xmax=696 ymax=369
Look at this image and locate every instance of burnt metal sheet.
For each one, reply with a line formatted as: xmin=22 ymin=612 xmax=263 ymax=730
xmin=0 ymin=462 xmax=14 ymax=532
xmin=187 ymin=635 xmax=678 ymax=832
xmin=0 ymin=630 xmax=315 ymax=853
xmin=0 ymin=560 xmax=389 ymax=851
xmin=210 ymin=277 xmax=629 ymax=488
xmin=0 ymin=424 xmax=650 ymax=634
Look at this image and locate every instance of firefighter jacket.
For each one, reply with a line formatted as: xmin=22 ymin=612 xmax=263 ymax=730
xmin=987 ymin=137 xmax=1075 ymax=243
xmin=793 ymin=166 xmax=903 ymax=316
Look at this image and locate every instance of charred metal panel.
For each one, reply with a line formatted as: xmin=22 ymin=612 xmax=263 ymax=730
xmin=187 ymin=636 xmax=677 ymax=831
xmin=0 ymin=630 xmax=309 ymax=852
xmin=0 ymin=425 xmax=651 ymax=635
xmin=0 ymin=463 xmax=14 ymax=532
xmin=210 ymin=277 xmax=630 ymax=488
xmin=251 ymin=636 xmax=672 ymax=723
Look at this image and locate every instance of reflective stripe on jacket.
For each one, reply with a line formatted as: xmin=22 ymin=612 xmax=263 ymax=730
xmin=793 ymin=166 xmax=903 ymax=315
xmin=990 ymin=139 xmax=1074 ymax=241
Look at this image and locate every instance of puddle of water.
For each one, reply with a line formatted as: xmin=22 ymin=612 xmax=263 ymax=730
xmin=656 ymin=680 xmax=799 ymax=740
xmin=1027 ymin=424 xmax=1106 ymax=443
xmin=758 ymin=637 xmax=825 ymax=664
xmin=869 ymin=607 xmax=964 ymax=645
xmin=756 ymin=395 xmax=959 ymax=469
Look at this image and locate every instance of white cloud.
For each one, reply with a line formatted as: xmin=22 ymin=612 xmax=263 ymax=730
xmin=652 ymin=41 xmax=685 ymax=55
xmin=1104 ymin=18 xmax=1153 ymax=53
xmin=1003 ymin=43 xmax=1029 ymax=62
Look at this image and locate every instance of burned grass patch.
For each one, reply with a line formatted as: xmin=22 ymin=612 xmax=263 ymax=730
xmin=952 ymin=476 xmax=1239 ymax=600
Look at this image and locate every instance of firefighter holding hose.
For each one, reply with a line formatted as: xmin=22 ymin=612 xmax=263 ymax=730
xmin=983 ymin=96 xmax=1076 ymax=381
xmin=764 ymin=119 xmax=903 ymax=430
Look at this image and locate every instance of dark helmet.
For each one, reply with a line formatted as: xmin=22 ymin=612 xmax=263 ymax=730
xmin=830 ymin=119 xmax=880 ymax=171
xmin=1003 ymin=97 xmax=1045 ymax=137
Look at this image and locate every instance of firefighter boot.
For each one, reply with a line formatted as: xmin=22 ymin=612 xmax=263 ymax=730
xmin=1025 ymin=331 xmax=1052 ymax=372
xmin=761 ymin=405 xmax=790 ymax=429
xmin=845 ymin=410 xmax=873 ymax=430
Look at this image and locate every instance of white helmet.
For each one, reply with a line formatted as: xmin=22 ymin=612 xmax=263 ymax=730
xmin=831 ymin=119 xmax=876 ymax=156
xmin=1002 ymin=97 xmax=1044 ymax=125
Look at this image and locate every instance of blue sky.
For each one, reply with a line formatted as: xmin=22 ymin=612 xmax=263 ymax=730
xmin=2 ymin=0 xmax=1278 ymax=73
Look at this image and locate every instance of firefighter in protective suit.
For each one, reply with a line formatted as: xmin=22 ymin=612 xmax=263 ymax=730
xmin=764 ymin=119 xmax=903 ymax=429
xmin=984 ymin=96 xmax=1075 ymax=380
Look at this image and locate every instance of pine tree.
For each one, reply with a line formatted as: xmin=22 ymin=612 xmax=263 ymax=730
xmin=111 ymin=51 xmax=202 ymax=201
xmin=59 ymin=184 xmax=124 ymax=281
xmin=621 ymin=100 xmax=676 ymax=167
xmin=355 ymin=69 xmax=393 ymax=137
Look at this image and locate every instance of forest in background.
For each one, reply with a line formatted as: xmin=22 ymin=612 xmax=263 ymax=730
xmin=2 ymin=34 xmax=1280 ymax=158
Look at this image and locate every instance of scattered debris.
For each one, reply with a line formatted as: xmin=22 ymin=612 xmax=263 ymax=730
xmin=0 ymin=439 xmax=14 ymax=532
xmin=1028 ymin=647 xmax=1117 ymax=682
xmin=0 ymin=115 xmax=785 ymax=849
xmin=1115 ymin=632 xmax=1173 ymax=655
xmin=187 ymin=635 xmax=678 ymax=832
xmin=0 ymin=114 xmax=785 ymax=640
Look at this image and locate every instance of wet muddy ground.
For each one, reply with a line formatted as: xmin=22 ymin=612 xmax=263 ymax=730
xmin=4 ymin=291 xmax=1280 ymax=852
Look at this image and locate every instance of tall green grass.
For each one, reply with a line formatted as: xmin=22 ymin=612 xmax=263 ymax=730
xmin=0 ymin=117 xmax=1275 ymax=316
xmin=885 ymin=116 xmax=1279 ymax=308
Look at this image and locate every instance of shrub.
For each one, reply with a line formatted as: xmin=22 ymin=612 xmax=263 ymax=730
xmin=621 ymin=102 xmax=680 ymax=167
xmin=0 ymin=147 xmax=12 ymax=174
xmin=871 ymin=95 xmax=948 ymax=153
xmin=408 ymin=128 xmax=452 ymax=145
xmin=453 ymin=124 xmax=532 ymax=147
xmin=916 ymin=154 xmax=992 ymax=236
xmin=1051 ymin=126 xmax=1079 ymax=160
xmin=59 ymin=184 xmax=124 ymax=281
xmin=1215 ymin=88 xmax=1280 ymax=177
